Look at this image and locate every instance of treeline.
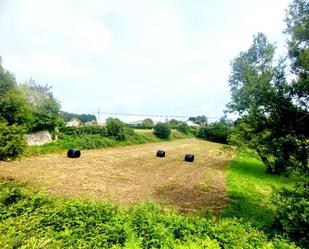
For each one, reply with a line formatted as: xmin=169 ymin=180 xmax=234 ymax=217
xmin=128 ymin=116 xmax=233 ymax=143
xmin=59 ymin=111 xmax=96 ymax=123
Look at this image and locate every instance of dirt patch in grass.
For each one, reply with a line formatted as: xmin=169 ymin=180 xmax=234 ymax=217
xmin=0 ymin=138 xmax=232 ymax=214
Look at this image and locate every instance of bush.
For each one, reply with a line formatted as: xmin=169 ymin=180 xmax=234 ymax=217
xmin=176 ymin=123 xmax=190 ymax=134
xmin=60 ymin=125 xmax=108 ymax=136
xmin=154 ymin=122 xmax=171 ymax=139
xmin=197 ymin=127 xmax=206 ymax=138
xmin=272 ymin=178 xmax=309 ymax=248
xmin=0 ymin=122 xmax=26 ymax=160
xmin=197 ymin=123 xmax=232 ymax=144
xmin=106 ymin=118 xmax=134 ymax=141
xmin=205 ymin=123 xmax=231 ymax=144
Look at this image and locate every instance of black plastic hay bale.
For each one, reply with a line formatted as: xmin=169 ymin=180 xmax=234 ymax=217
xmin=184 ymin=154 xmax=194 ymax=162
xmin=67 ymin=149 xmax=81 ymax=158
xmin=156 ymin=149 xmax=166 ymax=157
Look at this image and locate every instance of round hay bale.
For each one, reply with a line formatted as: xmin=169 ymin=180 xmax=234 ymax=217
xmin=184 ymin=154 xmax=194 ymax=162
xmin=67 ymin=149 xmax=81 ymax=158
xmin=156 ymin=149 xmax=166 ymax=157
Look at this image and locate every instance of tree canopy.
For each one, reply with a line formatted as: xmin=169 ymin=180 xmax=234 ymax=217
xmin=228 ymin=31 xmax=308 ymax=174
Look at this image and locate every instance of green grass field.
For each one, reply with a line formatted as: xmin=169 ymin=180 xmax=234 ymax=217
xmin=221 ymin=155 xmax=297 ymax=228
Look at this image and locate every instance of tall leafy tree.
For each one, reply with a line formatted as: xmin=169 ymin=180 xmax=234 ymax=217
xmin=0 ymin=57 xmax=29 ymax=160
xmin=228 ymin=32 xmax=308 ymax=174
xmin=271 ymin=2 xmax=309 ymax=247
xmin=20 ymin=79 xmax=62 ymax=131
xmin=0 ymin=58 xmax=33 ymax=126
xmin=285 ymin=0 xmax=309 ymax=109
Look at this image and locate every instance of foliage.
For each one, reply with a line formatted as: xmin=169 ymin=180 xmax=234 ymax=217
xmin=269 ymin=3 xmax=309 ymax=246
xmin=285 ymin=0 xmax=309 ymax=109
xmin=60 ymin=125 xmax=108 ymax=136
xmin=168 ymin=119 xmax=183 ymax=128
xmin=59 ymin=111 xmax=97 ymax=123
xmin=272 ymin=177 xmax=309 ymax=248
xmin=206 ymin=123 xmax=232 ymax=144
xmin=227 ymin=32 xmax=308 ymax=174
xmin=0 ymin=178 xmax=298 ymax=248
xmin=196 ymin=126 xmax=206 ymax=139
xmin=141 ymin=118 xmax=154 ymax=127
xmin=0 ymin=122 xmax=26 ymax=161
xmin=0 ymin=63 xmax=33 ymax=127
xmin=176 ymin=123 xmax=190 ymax=134
xmin=154 ymin=122 xmax=171 ymax=139
xmin=20 ymin=79 xmax=62 ymax=132
xmin=106 ymin=118 xmax=135 ymax=141
xmin=196 ymin=122 xmax=232 ymax=144
xmin=188 ymin=115 xmax=208 ymax=125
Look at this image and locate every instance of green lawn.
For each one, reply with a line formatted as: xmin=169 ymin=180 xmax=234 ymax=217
xmin=222 ymin=155 xmax=297 ymax=228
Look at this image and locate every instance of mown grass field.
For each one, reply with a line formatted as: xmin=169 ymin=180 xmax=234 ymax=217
xmin=0 ymin=138 xmax=230 ymax=214
xmin=0 ymin=138 xmax=300 ymax=248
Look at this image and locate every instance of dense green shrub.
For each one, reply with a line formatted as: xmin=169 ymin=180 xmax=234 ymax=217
xmin=197 ymin=126 xmax=207 ymax=138
xmin=205 ymin=123 xmax=232 ymax=144
xmin=272 ymin=178 xmax=309 ymax=248
xmin=0 ymin=122 xmax=26 ymax=160
xmin=176 ymin=123 xmax=190 ymax=134
xmin=60 ymin=125 xmax=108 ymax=136
xmin=128 ymin=124 xmax=154 ymax=129
xmin=106 ymin=118 xmax=134 ymax=141
xmin=197 ymin=123 xmax=232 ymax=144
xmin=154 ymin=122 xmax=171 ymax=139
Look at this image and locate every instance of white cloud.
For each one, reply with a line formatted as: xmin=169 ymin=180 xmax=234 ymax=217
xmin=0 ymin=0 xmax=291 ymax=122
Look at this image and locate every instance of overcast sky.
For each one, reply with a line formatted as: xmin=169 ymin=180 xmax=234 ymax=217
xmin=0 ymin=0 xmax=290 ymax=122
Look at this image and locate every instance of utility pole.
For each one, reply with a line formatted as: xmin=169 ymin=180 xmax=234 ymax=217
xmin=97 ymin=107 xmax=100 ymax=124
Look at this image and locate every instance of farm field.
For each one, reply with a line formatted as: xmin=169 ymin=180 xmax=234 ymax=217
xmin=0 ymin=138 xmax=231 ymax=214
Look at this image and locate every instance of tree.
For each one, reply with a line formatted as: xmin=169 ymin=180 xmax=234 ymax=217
xmin=285 ymin=0 xmax=309 ymax=110
xmin=188 ymin=115 xmax=207 ymax=125
xmin=141 ymin=118 xmax=154 ymax=127
xmin=0 ymin=122 xmax=26 ymax=161
xmin=176 ymin=123 xmax=190 ymax=134
xmin=0 ymin=61 xmax=33 ymax=127
xmin=270 ymin=1 xmax=309 ymax=246
xmin=106 ymin=118 xmax=134 ymax=141
xmin=227 ymin=32 xmax=308 ymax=174
xmin=154 ymin=122 xmax=171 ymax=139
xmin=19 ymin=79 xmax=62 ymax=132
